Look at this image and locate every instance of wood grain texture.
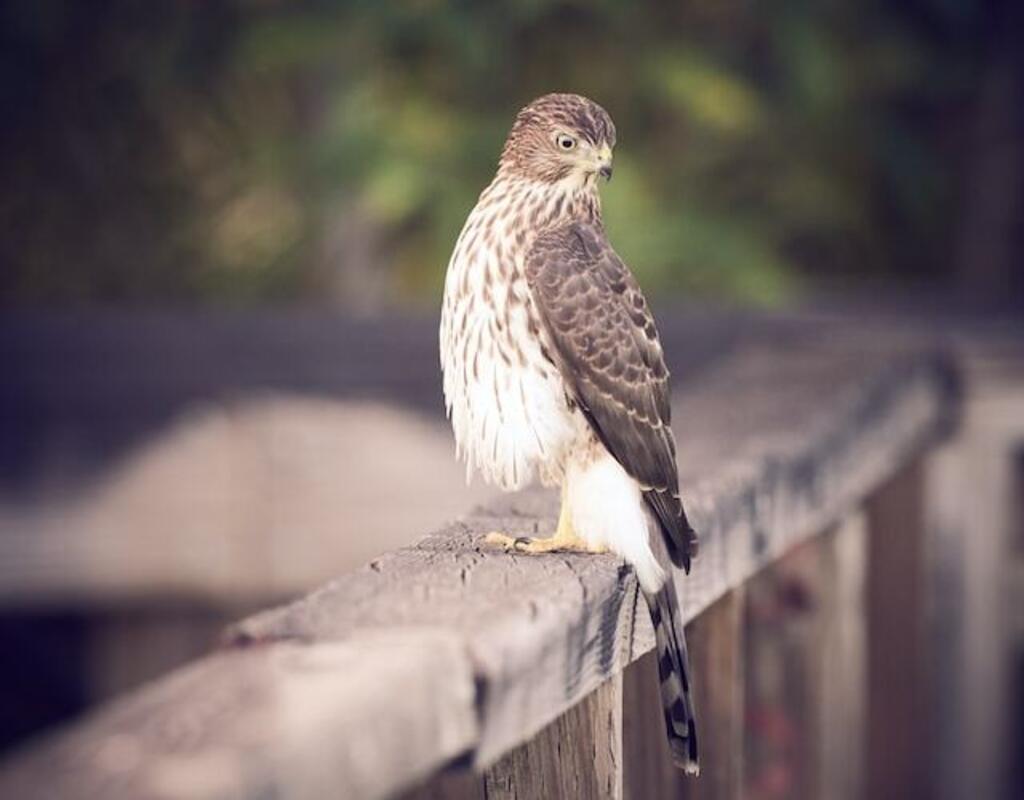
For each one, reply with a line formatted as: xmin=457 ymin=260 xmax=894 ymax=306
xmin=0 ymin=632 xmax=478 ymax=800
xmin=736 ymin=514 xmax=865 ymax=800
xmin=622 ymin=591 xmax=745 ymax=800
xmin=622 ymin=650 xmax=685 ymax=800
xmin=483 ymin=673 xmax=622 ymax=800
xmin=228 ymin=340 xmax=955 ymax=769
xmin=819 ymin=513 xmax=867 ymax=800
xmin=742 ymin=541 xmax=816 ymax=799
xmin=924 ymin=349 xmax=1024 ymax=800
xmin=0 ymin=333 xmax=958 ymax=799
xmin=866 ymin=460 xmax=930 ymax=800
xmin=683 ymin=590 xmax=745 ymax=800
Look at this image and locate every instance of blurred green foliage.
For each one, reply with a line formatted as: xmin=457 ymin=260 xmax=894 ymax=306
xmin=0 ymin=0 xmax=991 ymax=308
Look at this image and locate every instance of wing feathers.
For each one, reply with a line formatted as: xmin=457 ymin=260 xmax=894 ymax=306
xmin=525 ymin=221 xmax=698 ymax=570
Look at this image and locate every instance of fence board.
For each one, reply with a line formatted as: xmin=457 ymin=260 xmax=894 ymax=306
xmin=820 ymin=513 xmax=867 ymax=800
xmin=0 ymin=632 xmax=478 ymax=800
xmin=0 ymin=335 xmax=958 ymax=799
xmin=867 ymin=460 xmax=929 ymax=799
xmin=483 ymin=674 xmax=622 ymax=800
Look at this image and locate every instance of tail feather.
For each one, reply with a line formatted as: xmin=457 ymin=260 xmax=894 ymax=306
xmin=644 ymin=581 xmax=699 ymax=775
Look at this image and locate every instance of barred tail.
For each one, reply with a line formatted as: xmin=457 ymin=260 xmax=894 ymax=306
xmin=644 ymin=580 xmax=699 ymax=775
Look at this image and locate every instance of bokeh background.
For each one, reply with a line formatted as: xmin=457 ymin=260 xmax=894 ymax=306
xmin=2 ymin=0 xmax=1020 ymax=310
xmin=1 ymin=0 xmax=1022 ymax=795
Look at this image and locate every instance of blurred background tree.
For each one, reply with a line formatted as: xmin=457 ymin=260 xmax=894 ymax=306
xmin=0 ymin=0 xmax=1015 ymax=310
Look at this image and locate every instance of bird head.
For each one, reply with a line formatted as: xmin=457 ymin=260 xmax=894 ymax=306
xmin=499 ymin=93 xmax=616 ymax=186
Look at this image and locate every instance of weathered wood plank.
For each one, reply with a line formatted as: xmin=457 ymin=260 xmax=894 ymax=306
xmin=622 ymin=650 xmax=682 ymax=800
xmin=622 ymin=589 xmax=745 ymax=800
xmin=866 ymin=460 xmax=929 ymax=799
xmin=682 ymin=589 xmax=745 ymax=800
xmin=741 ymin=517 xmax=867 ymax=800
xmin=228 ymin=342 xmax=954 ymax=769
xmin=482 ymin=674 xmax=622 ymax=800
xmin=0 ymin=337 xmax=958 ymax=799
xmin=0 ymin=632 xmax=478 ymax=800
xmin=742 ymin=539 xmax=819 ymax=798
xmin=819 ymin=512 xmax=866 ymax=800
xmin=924 ymin=352 xmax=1024 ymax=800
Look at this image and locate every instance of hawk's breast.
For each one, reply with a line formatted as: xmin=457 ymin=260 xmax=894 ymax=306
xmin=439 ymin=181 xmax=584 ymax=490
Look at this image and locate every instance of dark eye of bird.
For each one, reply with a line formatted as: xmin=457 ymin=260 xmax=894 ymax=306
xmin=557 ymin=134 xmax=576 ymax=151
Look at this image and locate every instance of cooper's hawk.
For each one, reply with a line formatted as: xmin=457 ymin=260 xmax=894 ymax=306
xmin=440 ymin=93 xmax=700 ymax=773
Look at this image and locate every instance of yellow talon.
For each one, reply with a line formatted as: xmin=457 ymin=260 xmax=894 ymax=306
xmin=482 ymin=487 xmax=608 ymax=555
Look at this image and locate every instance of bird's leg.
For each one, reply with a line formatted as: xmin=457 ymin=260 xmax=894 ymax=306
xmin=484 ymin=482 xmax=608 ymax=554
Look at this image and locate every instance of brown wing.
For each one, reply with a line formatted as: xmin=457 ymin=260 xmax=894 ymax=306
xmin=525 ymin=221 xmax=698 ymax=571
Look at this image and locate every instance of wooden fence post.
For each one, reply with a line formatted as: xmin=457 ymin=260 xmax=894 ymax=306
xmin=623 ymin=589 xmax=745 ymax=800
xmin=819 ymin=513 xmax=867 ymax=800
xmin=741 ymin=512 xmax=867 ymax=800
xmin=743 ymin=541 xmax=819 ymax=799
xmin=483 ymin=674 xmax=622 ymax=800
xmin=866 ymin=458 xmax=929 ymax=800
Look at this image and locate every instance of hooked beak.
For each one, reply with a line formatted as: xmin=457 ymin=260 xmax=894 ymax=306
xmin=597 ymin=144 xmax=613 ymax=181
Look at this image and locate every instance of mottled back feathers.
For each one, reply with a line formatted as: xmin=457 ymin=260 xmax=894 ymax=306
xmin=525 ymin=220 xmax=699 ymax=571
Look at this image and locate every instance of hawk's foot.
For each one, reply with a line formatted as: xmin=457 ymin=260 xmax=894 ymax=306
xmin=483 ymin=496 xmax=608 ymax=554
xmin=483 ymin=531 xmax=609 ymax=554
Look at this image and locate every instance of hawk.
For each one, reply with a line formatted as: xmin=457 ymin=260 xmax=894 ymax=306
xmin=440 ymin=93 xmax=700 ymax=773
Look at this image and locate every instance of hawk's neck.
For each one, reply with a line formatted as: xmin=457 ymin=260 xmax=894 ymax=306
xmin=485 ymin=171 xmax=604 ymax=234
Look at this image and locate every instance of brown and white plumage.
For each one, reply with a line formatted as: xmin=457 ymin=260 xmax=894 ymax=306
xmin=526 ymin=220 xmax=699 ymax=570
xmin=439 ymin=93 xmax=700 ymax=772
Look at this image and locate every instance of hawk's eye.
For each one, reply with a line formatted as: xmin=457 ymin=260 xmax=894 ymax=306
xmin=556 ymin=134 xmax=576 ymax=151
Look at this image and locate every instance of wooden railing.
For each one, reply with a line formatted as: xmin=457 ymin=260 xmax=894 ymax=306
xmin=0 ymin=316 xmax=967 ymax=799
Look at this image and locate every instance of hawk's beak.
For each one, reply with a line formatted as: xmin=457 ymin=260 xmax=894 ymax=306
xmin=597 ymin=144 xmax=613 ymax=181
